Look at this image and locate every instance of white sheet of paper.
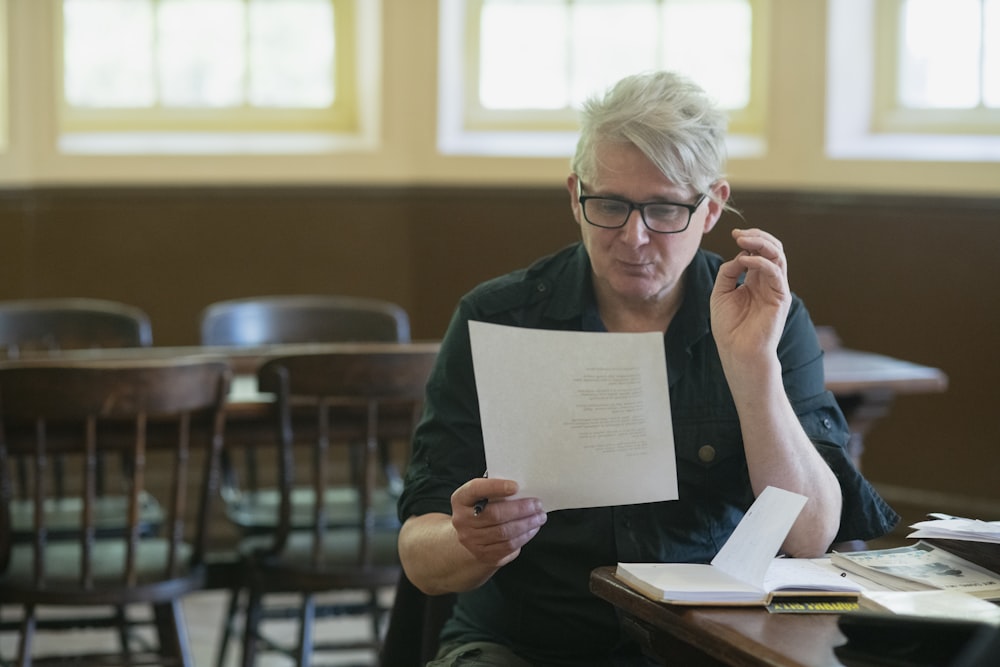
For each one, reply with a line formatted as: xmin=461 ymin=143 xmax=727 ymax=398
xmin=710 ymin=486 xmax=808 ymax=587
xmin=468 ymin=321 xmax=678 ymax=512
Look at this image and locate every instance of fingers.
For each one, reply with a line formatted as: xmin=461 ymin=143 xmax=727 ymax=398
xmin=451 ymin=476 xmax=547 ymax=567
xmin=453 ymin=477 xmax=518 ymax=514
xmin=714 ymin=228 xmax=785 ymax=294
xmin=731 ymin=228 xmax=786 ymax=271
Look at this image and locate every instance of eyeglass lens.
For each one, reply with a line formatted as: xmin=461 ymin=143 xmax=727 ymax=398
xmin=583 ymin=198 xmax=693 ymax=233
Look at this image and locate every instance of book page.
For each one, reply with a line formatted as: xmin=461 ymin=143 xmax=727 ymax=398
xmin=763 ymin=558 xmax=862 ymax=594
xmin=710 ymin=486 xmax=808 ymax=587
xmin=615 ymin=562 xmax=766 ymax=604
xmin=468 ymin=321 xmax=678 ymax=512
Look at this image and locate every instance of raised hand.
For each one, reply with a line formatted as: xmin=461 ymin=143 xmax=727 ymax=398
xmin=710 ymin=228 xmax=791 ymax=369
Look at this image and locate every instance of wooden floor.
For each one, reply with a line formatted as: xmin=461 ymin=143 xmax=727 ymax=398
xmin=1 ymin=589 xmax=391 ymax=667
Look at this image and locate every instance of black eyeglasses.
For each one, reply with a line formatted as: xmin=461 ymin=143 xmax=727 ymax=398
xmin=577 ymin=180 xmax=707 ymax=234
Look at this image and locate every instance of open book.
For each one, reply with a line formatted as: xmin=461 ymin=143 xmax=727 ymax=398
xmin=831 ymin=541 xmax=1000 ymax=601
xmin=615 ymin=486 xmax=863 ymax=606
xmin=617 ymin=558 xmax=863 ymax=606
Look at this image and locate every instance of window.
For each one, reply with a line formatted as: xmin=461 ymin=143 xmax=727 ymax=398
xmin=57 ymin=0 xmax=379 ymax=153
xmin=827 ymin=0 xmax=1000 ymax=161
xmin=440 ymin=0 xmax=768 ymax=156
xmin=874 ymin=0 xmax=1000 ymax=134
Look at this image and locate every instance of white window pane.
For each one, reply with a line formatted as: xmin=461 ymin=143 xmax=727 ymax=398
xmin=63 ymin=0 xmax=155 ymax=107
xmin=158 ymin=0 xmax=245 ymax=107
xmin=479 ymin=0 xmax=569 ymax=109
xmin=569 ymin=1 xmax=659 ymax=107
xmin=985 ymin=0 xmax=1000 ymax=107
xmin=477 ymin=0 xmax=753 ymax=114
xmin=249 ymin=0 xmax=335 ymax=108
xmin=899 ymin=0 xmax=980 ymax=109
xmin=662 ymin=0 xmax=751 ymax=109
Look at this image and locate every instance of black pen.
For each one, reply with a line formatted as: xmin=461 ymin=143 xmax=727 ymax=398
xmin=473 ymin=470 xmax=488 ymax=516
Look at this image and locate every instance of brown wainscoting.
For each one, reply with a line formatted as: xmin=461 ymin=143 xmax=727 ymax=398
xmin=2 ymin=185 xmax=998 ymax=516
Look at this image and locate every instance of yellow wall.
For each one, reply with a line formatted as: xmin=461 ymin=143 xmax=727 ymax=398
xmin=1 ymin=0 xmax=998 ymax=194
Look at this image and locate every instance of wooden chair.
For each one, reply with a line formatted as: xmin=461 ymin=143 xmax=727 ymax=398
xmin=0 ymin=298 xmax=153 ymax=360
xmin=199 ymin=295 xmax=410 ymax=348
xmin=200 ymin=296 xmax=413 ymax=666
xmin=199 ymin=294 xmax=411 ymax=511
xmin=231 ymin=349 xmax=435 ymax=667
xmin=0 ymin=298 xmax=163 ymax=542
xmin=0 ymin=358 xmax=231 ymax=667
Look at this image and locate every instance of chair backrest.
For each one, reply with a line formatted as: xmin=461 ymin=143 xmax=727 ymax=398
xmin=199 ymin=295 xmax=410 ymax=347
xmin=0 ymin=358 xmax=230 ymax=592
xmin=254 ymin=349 xmax=435 ymax=567
xmin=0 ymin=298 xmax=153 ymax=360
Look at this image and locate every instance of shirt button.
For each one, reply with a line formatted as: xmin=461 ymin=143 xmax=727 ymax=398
xmin=698 ymin=445 xmax=716 ymax=463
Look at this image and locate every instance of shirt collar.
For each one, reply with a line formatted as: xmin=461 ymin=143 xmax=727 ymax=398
xmin=539 ymin=242 xmax=714 ymax=342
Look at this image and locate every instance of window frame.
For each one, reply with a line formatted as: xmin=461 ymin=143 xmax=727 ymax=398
xmin=440 ymin=0 xmax=770 ymax=157
xmin=56 ymin=0 xmax=365 ymax=136
xmin=872 ymin=0 xmax=1000 ymax=135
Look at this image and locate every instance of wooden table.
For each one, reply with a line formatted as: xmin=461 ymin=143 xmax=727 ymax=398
xmin=590 ymin=566 xmax=849 ymax=667
xmin=1 ymin=338 xmax=945 ymax=471
xmin=135 ymin=339 xmax=953 ymax=472
xmin=821 ymin=345 xmax=947 ymax=469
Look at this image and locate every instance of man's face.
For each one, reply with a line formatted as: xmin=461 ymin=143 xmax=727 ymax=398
xmin=568 ymin=141 xmax=725 ymax=309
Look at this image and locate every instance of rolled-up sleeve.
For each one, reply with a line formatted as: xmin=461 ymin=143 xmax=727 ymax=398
xmin=781 ymin=300 xmax=900 ymax=542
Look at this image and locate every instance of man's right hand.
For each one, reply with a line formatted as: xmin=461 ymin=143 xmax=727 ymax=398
xmin=450 ymin=476 xmax=547 ymax=568
xmin=398 ymin=477 xmax=548 ymax=595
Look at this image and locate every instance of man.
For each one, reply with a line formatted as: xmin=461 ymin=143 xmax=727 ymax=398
xmin=397 ymin=71 xmax=898 ymax=666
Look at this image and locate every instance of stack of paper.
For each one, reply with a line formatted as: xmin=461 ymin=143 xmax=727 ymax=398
xmin=907 ymin=515 xmax=1000 ymax=544
xmin=831 ymin=542 xmax=1000 ymax=600
xmin=859 ymin=589 xmax=1000 ymax=625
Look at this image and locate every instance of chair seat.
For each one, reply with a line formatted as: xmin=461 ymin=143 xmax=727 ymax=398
xmin=238 ymin=526 xmax=400 ymax=579
xmin=0 ymin=540 xmax=201 ymax=605
xmin=9 ymin=491 xmax=164 ymax=540
xmin=237 ymin=527 xmax=401 ymax=595
xmin=224 ymin=485 xmax=399 ymax=534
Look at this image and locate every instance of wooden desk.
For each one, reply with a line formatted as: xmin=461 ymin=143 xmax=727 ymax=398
xmin=2 ymin=338 xmax=944 ymax=471
xmin=216 ymin=339 xmax=944 ymax=471
xmin=0 ymin=341 xmax=439 ymax=372
xmin=590 ymin=566 xmax=848 ymax=667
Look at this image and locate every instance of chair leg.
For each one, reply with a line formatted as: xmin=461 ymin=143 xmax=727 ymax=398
xmin=114 ymin=604 xmax=131 ymax=655
xmin=215 ymin=586 xmax=243 ymax=667
xmin=153 ymin=601 xmax=194 ymax=667
xmin=240 ymin=590 xmax=263 ymax=667
xmin=367 ymin=588 xmax=382 ymax=647
xmin=296 ymin=593 xmax=316 ymax=667
xmin=16 ymin=605 xmax=36 ymax=667
xmin=0 ymin=605 xmax=11 ymax=667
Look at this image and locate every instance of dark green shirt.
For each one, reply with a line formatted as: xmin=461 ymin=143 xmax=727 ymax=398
xmin=399 ymin=243 xmax=898 ymax=666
